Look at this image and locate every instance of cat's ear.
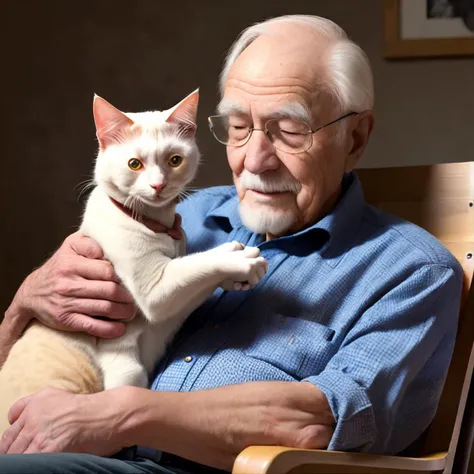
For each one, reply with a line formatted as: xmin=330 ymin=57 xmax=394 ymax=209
xmin=93 ymin=94 xmax=134 ymax=149
xmin=164 ymin=88 xmax=199 ymax=138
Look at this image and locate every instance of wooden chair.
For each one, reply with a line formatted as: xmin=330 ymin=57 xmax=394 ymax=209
xmin=232 ymin=162 xmax=474 ymax=474
xmin=451 ymin=372 xmax=474 ymax=474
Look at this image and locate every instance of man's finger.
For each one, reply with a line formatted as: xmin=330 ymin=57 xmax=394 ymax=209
xmin=66 ymin=313 xmax=126 ymax=338
xmin=7 ymin=396 xmax=31 ymax=425
xmin=74 ymin=258 xmax=120 ymax=283
xmin=70 ymin=299 xmax=135 ymax=321
xmin=68 ymin=280 xmax=134 ymax=304
xmin=0 ymin=420 xmax=23 ymax=454
xmin=24 ymin=442 xmax=53 ymax=454
xmin=7 ymin=431 xmax=32 ymax=454
xmin=68 ymin=233 xmax=104 ymax=260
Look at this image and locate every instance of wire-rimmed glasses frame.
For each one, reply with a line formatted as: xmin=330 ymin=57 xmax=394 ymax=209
xmin=208 ymin=111 xmax=357 ymax=154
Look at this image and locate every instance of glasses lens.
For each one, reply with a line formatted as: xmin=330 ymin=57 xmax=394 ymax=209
xmin=209 ymin=116 xmax=250 ymax=146
xmin=267 ymin=119 xmax=312 ymax=153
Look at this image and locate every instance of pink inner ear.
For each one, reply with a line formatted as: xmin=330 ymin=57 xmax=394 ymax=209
xmin=165 ymin=89 xmax=199 ymax=137
xmin=93 ymin=95 xmax=134 ymax=149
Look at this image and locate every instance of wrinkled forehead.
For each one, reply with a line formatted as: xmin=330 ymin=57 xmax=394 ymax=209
xmin=221 ymin=32 xmax=333 ymax=123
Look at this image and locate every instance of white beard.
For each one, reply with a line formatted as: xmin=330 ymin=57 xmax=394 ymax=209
xmin=237 ymin=170 xmax=301 ymax=236
xmin=239 ymin=201 xmax=297 ymax=236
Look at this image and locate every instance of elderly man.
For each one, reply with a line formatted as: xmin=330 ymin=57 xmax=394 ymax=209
xmin=0 ymin=14 xmax=463 ymax=474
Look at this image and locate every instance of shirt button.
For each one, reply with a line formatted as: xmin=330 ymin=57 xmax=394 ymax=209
xmin=184 ymin=356 xmax=193 ymax=363
xmin=214 ymin=323 xmax=221 ymax=329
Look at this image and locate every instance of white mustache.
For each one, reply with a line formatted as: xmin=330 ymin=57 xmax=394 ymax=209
xmin=239 ymin=171 xmax=301 ymax=194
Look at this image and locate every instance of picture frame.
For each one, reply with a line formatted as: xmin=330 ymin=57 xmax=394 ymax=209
xmin=384 ymin=0 xmax=474 ymax=58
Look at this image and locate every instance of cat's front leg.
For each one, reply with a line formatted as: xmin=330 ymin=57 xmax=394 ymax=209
xmin=139 ymin=242 xmax=268 ymax=324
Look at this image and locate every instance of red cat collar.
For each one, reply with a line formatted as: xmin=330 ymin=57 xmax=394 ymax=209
xmin=109 ymin=197 xmax=182 ymax=240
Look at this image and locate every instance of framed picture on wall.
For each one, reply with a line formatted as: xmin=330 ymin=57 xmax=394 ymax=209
xmin=384 ymin=0 xmax=474 ymax=57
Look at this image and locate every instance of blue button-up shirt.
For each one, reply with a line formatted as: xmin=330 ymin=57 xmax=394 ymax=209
xmin=150 ymin=172 xmax=463 ymax=454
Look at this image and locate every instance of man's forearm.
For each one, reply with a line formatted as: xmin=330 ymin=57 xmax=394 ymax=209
xmin=0 ymin=301 xmax=31 ymax=368
xmin=117 ymin=381 xmax=335 ymax=471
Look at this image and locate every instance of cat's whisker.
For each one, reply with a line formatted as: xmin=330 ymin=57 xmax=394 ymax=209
xmin=75 ymin=178 xmax=93 ymax=191
xmin=130 ymin=196 xmax=144 ymax=222
xmin=124 ymin=195 xmax=141 ymax=222
xmin=124 ymin=195 xmax=133 ymax=209
xmin=75 ymin=178 xmax=96 ymax=200
xmin=179 ymin=186 xmax=201 ymax=200
xmin=136 ymin=199 xmax=145 ymax=222
xmin=179 ymin=191 xmax=192 ymax=201
xmin=125 ymin=195 xmax=136 ymax=219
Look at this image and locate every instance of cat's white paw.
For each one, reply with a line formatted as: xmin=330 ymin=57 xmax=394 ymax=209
xmin=219 ymin=247 xmax=268 ymax=291
xmin=213 ymin=241 xmax=245 ymax=253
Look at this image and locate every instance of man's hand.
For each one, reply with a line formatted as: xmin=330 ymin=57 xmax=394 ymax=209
xmin=0 ymin=381 xmax=335 ymax=470
xmin=0 ymin=387 xmax=130 ymax=455
xmin=124 ymin=381 xmax=335 ymax=471
xmin=7 ymin=231 xmax=135 ymax=339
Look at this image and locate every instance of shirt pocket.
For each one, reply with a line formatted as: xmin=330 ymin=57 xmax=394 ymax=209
xmin=243 ymin=313 xmax=336 ymax=379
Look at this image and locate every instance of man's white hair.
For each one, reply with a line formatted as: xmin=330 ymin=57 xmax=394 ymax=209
xmin=219 ymin=15 xmax=374 ymax=113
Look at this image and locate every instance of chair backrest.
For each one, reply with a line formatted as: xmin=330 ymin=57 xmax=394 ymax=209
xmin=357 ymin=161 xmax=474 ymax=470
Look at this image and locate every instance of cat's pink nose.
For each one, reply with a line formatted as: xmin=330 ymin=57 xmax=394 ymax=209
xmin=150 ymin=182 xmax=167 ymax=194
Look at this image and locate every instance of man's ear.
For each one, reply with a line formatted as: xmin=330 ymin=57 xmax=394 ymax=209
xmin=344 ymin=110 xmax=375 ymax=172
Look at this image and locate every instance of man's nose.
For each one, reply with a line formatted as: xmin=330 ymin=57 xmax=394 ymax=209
xmin=244 ymin=129 xmax=280 ymax=174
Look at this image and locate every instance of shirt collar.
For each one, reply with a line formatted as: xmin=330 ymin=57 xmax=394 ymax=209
xmin=206 ymin=172 xmax=365 ymax=264
xmin=315 ymin=172 xmax=365 ymax=265
xmin=207 ymin=192 xmax=242 ymax=229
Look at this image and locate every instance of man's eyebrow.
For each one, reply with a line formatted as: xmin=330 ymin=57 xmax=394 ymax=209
xmin=269 ymin=102 xmax=312 ymax=123
xmin=217 ymin=99 xmax=248 ymax=116
xmin=216 ymin=99 xmax=312 ymax=124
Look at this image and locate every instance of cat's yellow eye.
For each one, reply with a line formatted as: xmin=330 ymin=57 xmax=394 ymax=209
xmin=168 ymin=155 xmax=183 ymax=168
xmin=128 ymin=158 xmax=143 ymax=171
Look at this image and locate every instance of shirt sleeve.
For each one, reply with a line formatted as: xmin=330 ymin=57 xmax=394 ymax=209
xmin=304 ymin=263 xmax=463 ymax=454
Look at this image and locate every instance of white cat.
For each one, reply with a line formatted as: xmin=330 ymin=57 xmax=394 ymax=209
xmin=82 ymin=89 xmax=268 ymax=389
xmin=0 ymin=89 xmax=267 ymax=432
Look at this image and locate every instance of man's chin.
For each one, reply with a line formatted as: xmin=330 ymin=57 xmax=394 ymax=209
xmin=238 ymin=202 xmax=296 ymax=236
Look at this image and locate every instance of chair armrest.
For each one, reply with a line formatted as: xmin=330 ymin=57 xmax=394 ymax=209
xmin=232 ymin=446 xmax=447 ymax=474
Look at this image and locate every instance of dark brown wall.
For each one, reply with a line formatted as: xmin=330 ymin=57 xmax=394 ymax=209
xmin=2 ymin=0 xmax=473 ymax=313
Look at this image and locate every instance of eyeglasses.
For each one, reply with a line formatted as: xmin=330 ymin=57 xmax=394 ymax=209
xmin=208 ymin=112 xmax=357 ymax=154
